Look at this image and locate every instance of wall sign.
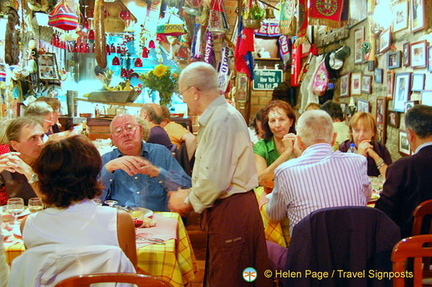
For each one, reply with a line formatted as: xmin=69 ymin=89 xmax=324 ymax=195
xmin=253 ymin=69 xmax=283 ymax=90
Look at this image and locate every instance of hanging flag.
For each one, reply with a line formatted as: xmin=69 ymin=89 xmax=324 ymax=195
xmin=204 ymin=30 xmax=216 ymax=67
xmin=279 ymin=0 xmax=296 ymax=36
xmin=217 ymin=44 xmax=231 ymax=94
xmin=296 ymin=0 xmax=308 ymax=40
xmin=308 ymin=0 xmax=348 ymax=28
xmin=234 ymin=17 xmax=255 ymax=80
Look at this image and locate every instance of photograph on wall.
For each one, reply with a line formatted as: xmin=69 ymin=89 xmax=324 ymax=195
xmin=38 ymin=53 xmax=59 ymax=80
xmin=340 ymin=73 xmax=350 ymax=97
xmin=354 ymin=27 xmax=365 ymax=64
xmin=399 ymin=129 xmax=411 ymax=156
xmin=374 ymin=69 xmax=383 ymax=84
xmin=393 ymin=72 xmax=411 ymax=112
xmin=357 ymin=99 xmax=369 ymax=113
xmin=393 ymin=1 xmax=409 ymax=32
xmin=411 ymin=73 xmax=425 ymax=91
xmin=410 ymin=40 xmax=427 ymax=69
xmin=388 ymin=110 xmax=400 ymax=128
xmin=351 ymin=73 xmax=362 ymax=95
xmin=387 ymin=51 xmax=401 ymax=69
xmin=378 ymin=28 xmax=391 ymax=54
xmin=361 ymin=75 xmax=372 ymax=94
xmin=386 ymin=71 xmax=395 ymax=99
xmin=428 ymin=46 xmax=432 ymax=72
xmin=403 ymin=42 xmax=410 ymax=66
xmin=410 ymin=0 xmax=425 ymax=32
xmin=421 ymin=90 xmax=432 ymax=106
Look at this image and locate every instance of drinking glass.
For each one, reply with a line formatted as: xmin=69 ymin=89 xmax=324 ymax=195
xmin=28 ymin=197 xmax=43 ymax=213
xmin=104 ymin=200 xmax=118 ymax=207
xmin=6 ymin=197 xmax=25 ymax=225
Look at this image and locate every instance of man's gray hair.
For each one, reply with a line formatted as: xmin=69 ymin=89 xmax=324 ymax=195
xmin=179 ymin=62 xmax=219 ymax=92
xmin=297 ymin=110 xmax=334 ymax=148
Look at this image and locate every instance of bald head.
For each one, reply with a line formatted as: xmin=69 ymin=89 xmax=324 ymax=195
xmin=140 ymin=103 xmax=163 ymax=124
xmin=179 ymin=62 xmax=219 ymax=93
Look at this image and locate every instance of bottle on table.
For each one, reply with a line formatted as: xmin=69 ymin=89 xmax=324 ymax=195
xmin=347 ymin=143 xmax=357 ymax=153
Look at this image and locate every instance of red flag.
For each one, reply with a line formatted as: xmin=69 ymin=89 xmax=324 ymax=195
xmin=234 ymin=17 xmax=255 ymax=79
xmin=308 ymin=0 xmax=348 ymax=28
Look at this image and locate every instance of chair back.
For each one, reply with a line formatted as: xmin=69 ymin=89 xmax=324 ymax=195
xmin=412 ymin=199 xmax=432 ymax=235
xmin=7 ymin=244 xmax=135 ymax=287
xmin=392 ymin=234 xmax=432 ymax=287
xmin=54 ymin=273 xmax=171 ymax=287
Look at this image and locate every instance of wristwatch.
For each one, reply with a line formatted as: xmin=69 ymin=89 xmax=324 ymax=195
xmin=28 ymin=173 xmax=39 ymax=184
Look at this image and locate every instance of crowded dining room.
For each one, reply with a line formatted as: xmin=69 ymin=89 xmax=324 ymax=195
xmin=1 ymin=0 xmax=432 ymax=286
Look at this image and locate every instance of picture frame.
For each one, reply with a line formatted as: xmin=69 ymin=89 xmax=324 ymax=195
xmin=387 ymin=51 xmax=401 ymax=69
xmin=421 ymin=90 xmax=432 ymax=106
xmin=340 ymin=73 xmax=350 ymax=97
xmin=351 ymin=73 xmax=362 ymax=95
xmin=404 ymin=100 xmax=419 ymax=112
xmin=386 ymin=71 xmax=395 ymax=99
xmin=357 ymin=99 xmax=370 ymax=113
xmin=388 ymin=110 xmax=400 ymax=128
xmin=410 ymin=40 xmax=427 ymax=69
xmin=354 ymin=27 xmax=365 ymax=64
xmin=393 ymin=1 xmax=409 ymax=32
xmin=411 ymin=73 xmax=425 ymax=91
xmin=410 ymin=0 xmax=425 ymax=33
xmin=378 ymin=28 xmax=391 ymax=54
xmin=37 ymin=53 xmax=59 ymax=80
xmin=402 ymin=42 xmax=411 ymax=66
xmin=428 ymin=46 xmax=432 ymax=72
xmin=393 ymin=72 xmax=411 ymax=112
xmin=361 ymin=75 xmax=372 ymax=94
xmin=374 ymin=68 xmax=383 ymax=84
xmin=376 ymin=97 xmax=387 ymax=144
xmin=349 ymin=0 xmax=368 ymax=28
xmin=399 ymin=129 xmax=411 ymax=156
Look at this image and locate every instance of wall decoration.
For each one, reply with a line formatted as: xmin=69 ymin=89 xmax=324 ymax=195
xmin=428 ymin=46 xmax=432 ymax=72
xmin=340 ymin=73 xmax=350 ymax=97
xmin=411 ymin=73 xmax=425 ymax=91
xmin=354 ymin=27 xmax=365 ymax=64
xmin=404 ymin=100 xmax=419 ymax=112
xmin=376 ymin=97 xmax=387 ymax=144
xmin=361 ymin=75 xmax=372 ymax=94
xmin=349 ymin=0 xmax=368 ymax=28
xmin=421 ymin=90 xmax=432 ymax=106
xmin=393 ymin=1 xmax=409 ymax=32
xmin=378 ymin=28 xmax=391 ymax=54
xmin=410 ymin=0 xmax=425 ymax=33
xmin=351 ymin=73 xmax=362 ymax=95
xmin=410 ymin=40 xmax=427 ymax=69
xmin=393 ymin=72 xmax=411 ymax=112
xmin=38 ymin=53 xmax=59 ymax=80
xmin=388 ymin=110 xmax=400 ymax=128
xmin=357 ymin=99 xmax=370 ymax=113
xmin=374 ymin=68 xmax=383 ymax=84
xmin=386 ymin=71 xmax=395 ymax=99
xmin=399 ymin=129 xmax=411 ymax=156
xmin=402 ymin=42 xmax=410 ymax=66
xmin=387 ymin=51 xmax=401 ymax=69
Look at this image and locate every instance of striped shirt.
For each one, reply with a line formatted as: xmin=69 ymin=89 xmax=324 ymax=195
xmin=266 ymin=143 xmax=371 ymax=234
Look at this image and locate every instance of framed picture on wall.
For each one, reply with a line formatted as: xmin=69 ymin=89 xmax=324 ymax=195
xmin=340 ymin=73 xmax=350 ymax=97
xmin=410 ymin=0 xmax=425 ymax=33
xmin=361 ymin=75 xmax=372 ymax=94
xmin=357 ymin=99 xmax=370 ymax=113
xmin=388 ymin=110 xmax=400 ymax=128
xmin=411 ymin=73 xmax=425 ymax=91
xmin=410 ymin=40 xmax=427 ymax=69
xmin=403 ymin=42 xmax=410 ymax=66
xmin=354 ymin=27 xmax=365 ymax=64
xmin=387 ymin=51 xmax=401 ymax=69
xmin=421 ymin=90 xmax=432 ymax=106
xmin=399 ymin=129 xmax=411 ymax=156
xmin=351 ymin=73 xmax=362 ymax=95
xmin=376 ymin=97 xmax=387 ymax=125
xmin=386 ymin=71 xmax=395 ymax=99
xmin=393 ymin=72 xmax=411 ymax=112
xmin=404 ymin=100 xmax=419 ymax=112
xmin=374 ymin=68 xmax=383 ymax=84
xmin=394 ymin=1 xmax=409 ymax=32
xmin=428 ymin=46 xmax=432 ymax=72
xmin=378 ymin=28 xmax=391 ymax=54
xmin=37 ymin=53 xmax=59 ymax=80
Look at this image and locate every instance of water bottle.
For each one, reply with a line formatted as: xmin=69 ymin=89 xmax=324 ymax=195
xmin=347 ymin=143 xmax=357 ymax=153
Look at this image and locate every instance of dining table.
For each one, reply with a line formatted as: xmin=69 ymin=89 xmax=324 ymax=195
xmin=2 ymin=211 xmax=197 ymax=287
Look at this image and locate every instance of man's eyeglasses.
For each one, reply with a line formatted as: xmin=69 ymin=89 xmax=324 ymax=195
xmin=177 ymin=86 xmax=193 ymax=100
xmin=113 ymin=124 xmax=139 ymax=136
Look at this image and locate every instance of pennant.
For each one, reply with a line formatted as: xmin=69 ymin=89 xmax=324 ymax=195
xmin=217 ymin=44 xmax=231 ymax=94
xmin=234 ymin=17 xmax=255 ymax=80
xmin=296 ymin=0 xmax=308 ymax=39
xmin=308 ymin=0 xmax=348 ymax=28
xmin=279 ymin=0 xmax=296 ymax=36
xmin=204 ymin=30 xmax=216 ymax=67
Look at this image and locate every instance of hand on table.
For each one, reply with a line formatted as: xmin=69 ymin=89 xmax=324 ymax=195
xmin=168 ymin=188 xmax=193 ymax=217
xmin=357 ymin=140 xmax=373 ymax=156
xmin=105 ymin=156 xmax=159 ymax=177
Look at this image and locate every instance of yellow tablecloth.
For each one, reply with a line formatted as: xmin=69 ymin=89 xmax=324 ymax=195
xmin=254 ymin=186 xmax=290 ymax=248
xmin=3 ymin=212 xmax=197 ymax=287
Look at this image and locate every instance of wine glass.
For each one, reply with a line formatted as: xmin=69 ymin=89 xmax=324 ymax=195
xmin=28 ymin=197 xmax=43 ymax=213
xmin=6 ymin=197 xmax=25 ymax=225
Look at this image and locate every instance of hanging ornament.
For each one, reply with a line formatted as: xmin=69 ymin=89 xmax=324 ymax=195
xmin=156 ymin=7 xmax=187 ymax=36
xmin=207 ymin=0 xmax=229 ymax=34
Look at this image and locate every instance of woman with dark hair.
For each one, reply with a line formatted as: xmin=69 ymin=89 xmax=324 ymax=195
xmin=253 ymin=100 xmax=297 ymax=188
xmin=20 ymin=135 xmax=137 ymax=267
xmin=339 ymin=112 xmax=392 ymax=178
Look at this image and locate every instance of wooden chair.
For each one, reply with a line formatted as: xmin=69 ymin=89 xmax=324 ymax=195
xmin=392 ymin=235 xmax=432 ymax=287
xmin=412 ymin=199 xmax=432 ymax=277
xmin=54 ymin=272 xmax=172 ymax=287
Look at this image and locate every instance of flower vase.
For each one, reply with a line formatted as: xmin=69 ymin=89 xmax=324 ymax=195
xmin=158 ymin=92 xmax=172 ymax=106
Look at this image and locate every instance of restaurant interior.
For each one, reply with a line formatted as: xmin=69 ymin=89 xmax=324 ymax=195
xmin=1 ymin=0 xmax=432 ymax=286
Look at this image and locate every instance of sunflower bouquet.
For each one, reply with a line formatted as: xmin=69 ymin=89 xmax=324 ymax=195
xmin=139 ymin=64 xmax=179 ymax=106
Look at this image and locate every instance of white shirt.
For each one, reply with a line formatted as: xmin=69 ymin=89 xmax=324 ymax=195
xmin=267 ymin=143 xmax=371 ymax=234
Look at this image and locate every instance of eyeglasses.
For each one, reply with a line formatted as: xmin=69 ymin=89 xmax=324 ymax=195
xmin=177 ymin=86 xmax=193 ymax=100
xmin=112 ymin=124 xmax=139 ymax=136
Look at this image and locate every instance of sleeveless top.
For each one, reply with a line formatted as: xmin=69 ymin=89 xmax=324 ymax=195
xmin=23 ymin=199 xmax=119 ymax=248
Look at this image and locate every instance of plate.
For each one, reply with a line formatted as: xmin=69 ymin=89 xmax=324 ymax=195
xmin=130 ymin=207 xmax=153 ymax=219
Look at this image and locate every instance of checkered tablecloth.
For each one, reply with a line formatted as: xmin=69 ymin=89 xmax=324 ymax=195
xmin=3 ymin=211 xmax=197 ymax=287
xmin=255 ymin=186 xmax=291 ymax=248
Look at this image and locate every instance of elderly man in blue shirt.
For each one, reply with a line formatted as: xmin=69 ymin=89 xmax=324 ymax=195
xmin=100 ymin=114 xmax=191 ymax=211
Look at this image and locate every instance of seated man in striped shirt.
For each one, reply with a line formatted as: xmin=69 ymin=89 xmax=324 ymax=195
xmin=266 ymin=110 xmax=371 ymax=234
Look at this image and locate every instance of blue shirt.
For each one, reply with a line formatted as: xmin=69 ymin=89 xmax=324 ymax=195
xmin=100 ymin=141 xmax=191 ymax=211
